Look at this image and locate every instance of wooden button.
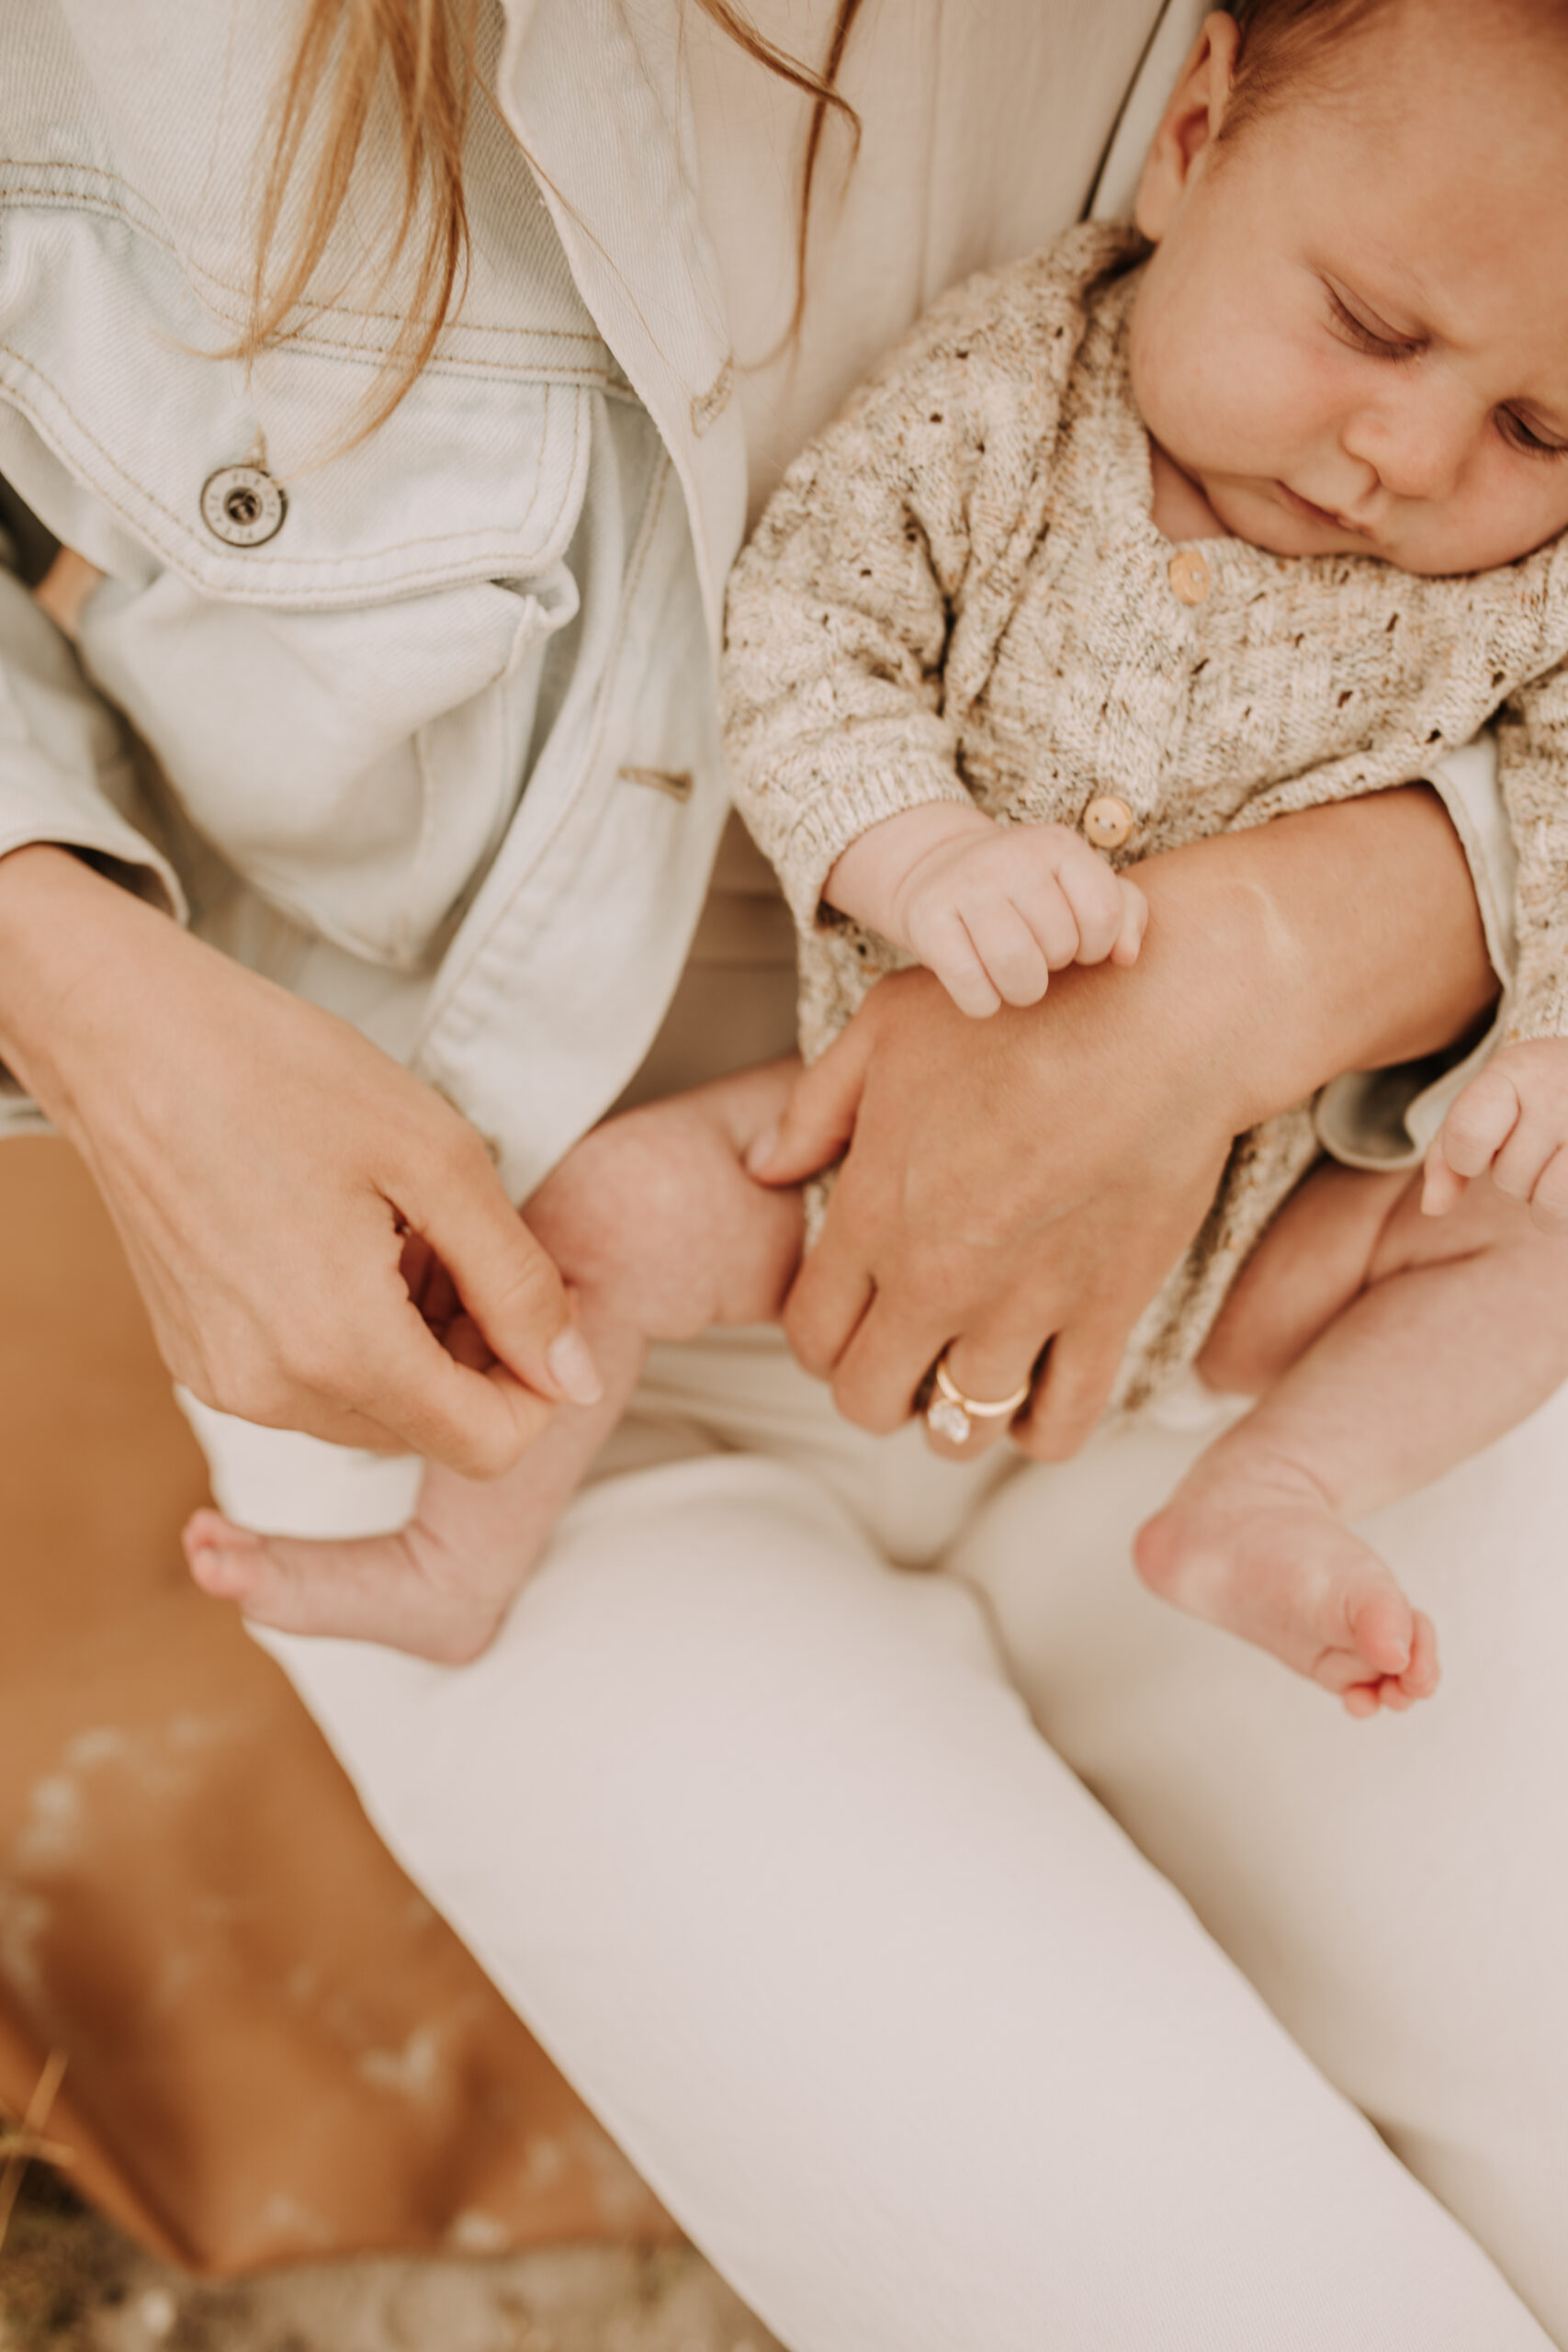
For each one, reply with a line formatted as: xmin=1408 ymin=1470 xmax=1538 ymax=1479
xmin=1168 ymin=548 xmax=1211 ymax=605
xmin=1083 ymin=794 xmax=1134 ymax=852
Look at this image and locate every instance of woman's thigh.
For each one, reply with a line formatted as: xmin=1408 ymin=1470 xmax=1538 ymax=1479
xmin=951 ymin=1387 xmax=1568 ymax=2344
xmin=263 ymin=1438 xmax=1548 ymax=2352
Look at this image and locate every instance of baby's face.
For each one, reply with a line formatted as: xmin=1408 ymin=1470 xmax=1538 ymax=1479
xmin=1129 ymin=4 xmax=1568 ymax=576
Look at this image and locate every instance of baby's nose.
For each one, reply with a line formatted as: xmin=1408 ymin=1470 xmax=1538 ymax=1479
xmin=1346 ymin=387 xmax=1473 ymax=506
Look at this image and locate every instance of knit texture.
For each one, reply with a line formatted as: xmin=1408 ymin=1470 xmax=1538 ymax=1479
xmin=721 ymin=221 xmax=1568 ymax=1408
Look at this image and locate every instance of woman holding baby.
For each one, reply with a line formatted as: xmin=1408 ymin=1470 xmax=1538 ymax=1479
xmin=0 ymin=0 xmax=1564 ymax=2344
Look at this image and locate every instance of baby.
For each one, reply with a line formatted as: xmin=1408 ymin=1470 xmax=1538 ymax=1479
xmin=187 ymin=0 xmax=1568 ymax=1713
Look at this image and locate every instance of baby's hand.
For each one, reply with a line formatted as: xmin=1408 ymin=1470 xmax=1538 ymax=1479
xmin=825 ymin=804 xmax=1147 ymax=1018
xmin=1423 ymin=1038 xmax=1568 ymax=1229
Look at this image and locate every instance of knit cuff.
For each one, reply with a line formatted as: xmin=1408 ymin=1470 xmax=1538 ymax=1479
xmin=763 ymin=753 xmax=976 ymax=933
xmin=1503 ymin=969 xmax=1568 ymax=1046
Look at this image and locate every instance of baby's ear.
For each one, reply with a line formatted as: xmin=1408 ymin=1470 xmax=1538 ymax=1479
xmin=1134 ymin=10 xmax=1244 ymax=241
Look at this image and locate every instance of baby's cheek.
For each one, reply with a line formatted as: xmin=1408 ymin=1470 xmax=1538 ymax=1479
xmin=1425 ymin=469 xmax=1568 ymax=574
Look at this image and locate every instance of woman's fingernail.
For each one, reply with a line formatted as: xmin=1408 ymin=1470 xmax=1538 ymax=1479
xmin=546 ymin=1324 xmax=603 ymax=1406
xmin=745 ymin=1121 xmax=781 ymax=1175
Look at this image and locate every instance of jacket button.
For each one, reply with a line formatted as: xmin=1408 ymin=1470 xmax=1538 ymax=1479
xmin=1083 ymin=794 xmax=1134 ymax=851
xmin=200 ymin=465 xmax=288 ymax=548
xmin=1168 ymin=548 xmax=1210 ymax=605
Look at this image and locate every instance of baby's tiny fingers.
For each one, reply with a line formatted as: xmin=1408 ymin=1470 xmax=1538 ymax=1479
xmin=1439 ymin=1067 xmax=1521 ymax=1177
xmin=1493 ymin=1113 xmax=1555 ymax=1207
xmin=1529 ymin=1143 xmax=1568 ymax=1234
xmin=923 ymin=912 xmax=1002 ymax=1019
xmin=1420 ymin=1136 xmax=1468 ymax=1217
xmin=1109 ymin=878 xmax=1149 ymax=968
xmin=998 ymin=859 xmax=1081 ymax=971
xmin=1054 ymin=843 xmax=1126 ymax=966
xmin=969 ymin=897 xmax=1053 ymax=1007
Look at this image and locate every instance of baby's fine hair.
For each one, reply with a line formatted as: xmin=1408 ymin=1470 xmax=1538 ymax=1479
xmin=1227 ymin=0 xmax=1568 ymax=123
xmin=1224 ymin=0 xmax=1396 ymax=125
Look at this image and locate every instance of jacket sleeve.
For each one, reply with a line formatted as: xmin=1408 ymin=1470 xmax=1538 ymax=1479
xmin=0 ymin=522 xmax=185 ymax=1130
xmin=1495 ymin=659 xmax=1568 ymax=1043
xmin=720 ymin=247 xmax=1091 ymax=932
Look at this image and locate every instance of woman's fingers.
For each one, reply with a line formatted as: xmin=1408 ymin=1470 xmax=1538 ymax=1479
xmin=782 ymin=1246 xmax=880 ymax=1390
xmin=409 ymin=1152 xmax=602 ymax=1407
xmin=1011 ymin=1319 xmax=1134 ymax=1461
xmin=358 ymin=1313 xmax=561 ymax=1480
xmin=921 ymin=1329 xmax=1044 ymax=1459
xmin=746 ymin=1019 xmax=875 ymax=1185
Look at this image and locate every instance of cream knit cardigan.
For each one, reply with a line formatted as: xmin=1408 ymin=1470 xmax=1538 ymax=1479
xmin=722 ymin=221 xmax=1568 ymax=1406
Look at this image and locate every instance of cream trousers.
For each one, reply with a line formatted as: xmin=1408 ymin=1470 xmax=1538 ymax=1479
xmin=264 ymin=1327 xmax=1567 ymax=2352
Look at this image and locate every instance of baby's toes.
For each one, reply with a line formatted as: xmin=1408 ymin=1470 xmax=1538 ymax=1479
xmin=1295 ymin=1557 xmax=1413 ymax=1698
xmin=1395 ymin=1608 xmax=1440 ymax=1702
xmin=1341 ymin=1570 xmax=1416 ymax=1679
xmin=1313 ymin=1642 xmax=1392 ymax=1707
xmin=1325 ymin=1605 xmax=1438 ymax=1721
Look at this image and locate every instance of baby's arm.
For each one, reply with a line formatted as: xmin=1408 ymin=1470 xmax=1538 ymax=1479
xmin=826 ymin=801 xmax=1147 ymax=1017
xmin=183 ymin=1062 xmax=805 ymax=1660
xmin=1423 ymin=1039 xmax=1568 ymax=1227
xmin=722 ymin=252 xmax=1110 ymax=966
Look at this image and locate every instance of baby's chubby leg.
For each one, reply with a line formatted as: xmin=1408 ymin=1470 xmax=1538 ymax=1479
xmin=184 ymin=1062 xmax=805 ymax=1660
xmin=1136 ymin=1164 xmax=1568 ymax=1714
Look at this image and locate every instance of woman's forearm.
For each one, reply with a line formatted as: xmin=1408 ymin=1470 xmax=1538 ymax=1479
xmin=1134 ymin=785 xmax=1496 ymax=1135
xmin=740 ymin=781 xmax=1498 ymax=1458
xmin=0 ymin=842 xmax=132 ymax=1120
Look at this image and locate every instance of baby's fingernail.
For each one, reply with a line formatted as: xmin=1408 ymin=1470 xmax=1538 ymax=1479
xmin=546 ymin=1323 xmax=603 ymax=1406
xmin=745 ymin=1121 xmax=781 ymax=1174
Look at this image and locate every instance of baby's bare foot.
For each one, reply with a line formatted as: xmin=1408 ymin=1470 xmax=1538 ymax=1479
xmin=1134 ymin=1448 xmax=1438 ymax=1717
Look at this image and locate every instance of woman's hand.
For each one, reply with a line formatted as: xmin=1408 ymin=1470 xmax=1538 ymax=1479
xmin=751 ymin=958 xmax=1234 ymax=1460
xmin=183 ymin=1059 xmax=805 ymax=1658
xmin=0 ymin=846 xmax=601 ymax=1474
xmin=750 ymin=788 xmax=1498 ymax=1460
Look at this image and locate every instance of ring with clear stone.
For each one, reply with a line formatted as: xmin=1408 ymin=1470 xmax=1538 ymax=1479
xmin=924 ymin=1353 xmax=1033 ymax=1444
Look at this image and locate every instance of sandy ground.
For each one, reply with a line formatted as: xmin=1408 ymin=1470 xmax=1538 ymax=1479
xmin=0 ymin=2178 xmax=784 ymax=2352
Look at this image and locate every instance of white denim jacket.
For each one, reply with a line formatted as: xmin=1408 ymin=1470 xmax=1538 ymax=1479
xmin=0 ymin=0 xmax=755 ymax=1201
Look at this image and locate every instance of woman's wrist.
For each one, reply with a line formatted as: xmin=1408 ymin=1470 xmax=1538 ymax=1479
xmin=0 ymin=842 xmax=152 ymax=1124
xmin=1130 ymin=786 xmax=1496 ymax=1135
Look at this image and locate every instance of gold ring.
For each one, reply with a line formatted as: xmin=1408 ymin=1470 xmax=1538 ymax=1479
xmin=925 ymin=1353 xmax=1032 ymax=1444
